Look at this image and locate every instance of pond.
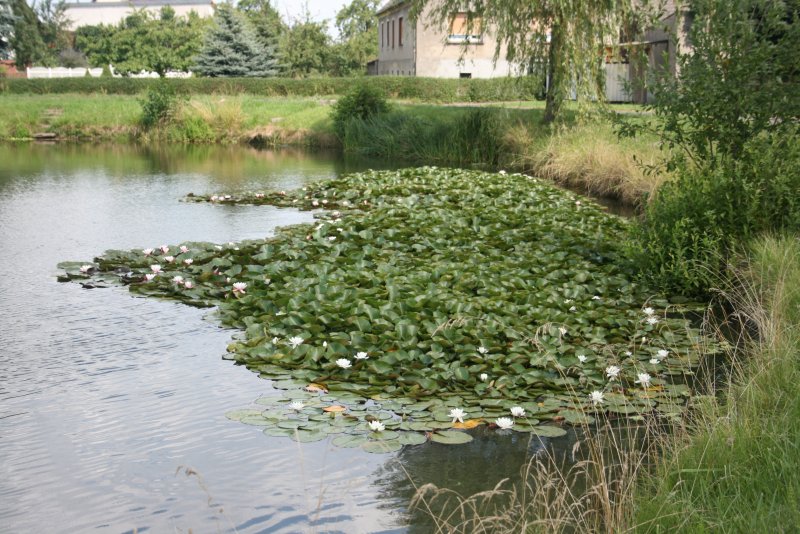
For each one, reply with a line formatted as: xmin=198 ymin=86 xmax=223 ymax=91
xmin=0 ymin=144 xmax=587 ymax=533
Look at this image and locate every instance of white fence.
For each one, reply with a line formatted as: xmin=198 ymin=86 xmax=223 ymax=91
xmin=26 ymin=67 xmax=103 ymax=78
xmin=25 ymin=65 xmax=193 ymax=79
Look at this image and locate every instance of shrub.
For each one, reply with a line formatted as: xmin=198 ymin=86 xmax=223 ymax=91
xmin=138 ymin=81 xmax=181 ymax=129
xmin=632 ymin=132 xmax=800 ymax=296
xmin=330 ymin=84 xmax=390 ymax=138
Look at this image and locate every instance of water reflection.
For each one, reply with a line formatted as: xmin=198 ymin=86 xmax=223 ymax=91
xmin=0 ymin=143 xmax=587 ymax=533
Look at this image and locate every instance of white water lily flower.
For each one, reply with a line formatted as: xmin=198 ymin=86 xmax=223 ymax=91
xmin=183 ymin=258 xmax=193 ymax=265
xmin=143 ymin=248 xmax=154 ymax=256
xmin=510 ymin=406 xmax=525 ymax=418
xmin=172 ymin=275 xmax=184 ymax=284
xmin=495 ymin=417 xmax=514 ymax=430
xmin=79 ymin=265 xmax=92 ymax=273
xmin=624 ymin=351 xmax=633 ymax=357
xmin=368 ymin=420 xmax=385 ymax=432
xmin=312 ymin=200 xmax=319 ymax=207
xmin=355 ymin=351 xmax=369 ymax=360
xmin=559 ymin=327 xmax=568 ymax=336
xmin=328 ymin=236 xmax=336 ymax=241
xmin=224 ymin=195 xmax=232 ymax=200
xmin=160 ymin=245 xmax=170 ymax=254
xmin=480 ymin=373 xmax=489 ymax=381
xmin=577 ymin=355 xmax=588 ymax=363
xmin=272 ymin=337 xmax=279 ymax=344
xmin=657 ymin=349 xmax=669 ymax=359
xmin=264 ymin=278 xmax=271 ymax=285
xmin=575 ymin=200 xmax=582 ymax=206
xmin=592 ymin=295 xmax=601 ymax=300
xmin=255 ymin=193 xmax=264 ymax=199
xmin=232 ymin=282 xmax=247 ymax=294
xmin=635 ymin=373 xmax=652 ymax=388
xmin=184 ymin=281 xmax=194 ymax=289
xmin=649 ymin=358 xmax=660 ymax=365
xmin=564 ymin=299 xmax=574 ymax=304
xmin=179 ymin=246 xmax=189 ymax=254
xmin=337 ymin=228 xmax=344 ymax=232
xmin=643 ymin=307 xmax=655 ymax=316
xmin=322 ymin=199 xmax=328 ymax=204
xmin=210 ymin=195 xmax=219 ymax=201
xmin=145 ymin=273 xmax=156 ymax=281
xmin=590 ymin=391 xmax=605 ymax=405
xmin=569 ymin=306 xmax=577 ymax=312
xmin=646 ymin=316 xmax=659 ymax=325
xmin=215 ymin=245 xmax=223 ymax=250
xmin=163 ymin=256 xmax=175 ymax=263
xmin=289 ymin=401 xmax=305 ymax=411
xmin=498 ymin=170 xmax=507 ymax=175
xmin=289 ymin=336 xmax=304 ymax=348
xmin=336 ymin=358 xmax=351 ymax=369
xmin=322 ymin=341 xmax=328 ymax=347
xmin=449 ymin=408 xmax=466 ymax=423
xmin=315 ymin=223 xmax=324 ymax=230
xmin=477 ymin=346 xmax=489 ymax=355
xmin=606 ymin=365 xmax=621 ymax=379
xmin=150 ymin=265 xmax=162 ymax=274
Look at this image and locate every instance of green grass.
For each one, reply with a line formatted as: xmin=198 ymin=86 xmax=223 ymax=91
xmin=634 ymin=235 xmax=800 ymax=532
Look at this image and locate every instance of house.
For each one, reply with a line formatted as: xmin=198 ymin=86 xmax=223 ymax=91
xmin=63 ymin=0 xmax=214 ymax=31
xmin=374 ymin=0 xmax=692 ymax=104
xmin=374 ymin=0 xmax=519 ymax=78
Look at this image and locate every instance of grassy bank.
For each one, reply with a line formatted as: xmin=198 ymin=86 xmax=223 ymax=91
xmin=634 ymin=235 xmax=800 ymax=532
xmin=0 ymin=91 xmax=664 ymax=207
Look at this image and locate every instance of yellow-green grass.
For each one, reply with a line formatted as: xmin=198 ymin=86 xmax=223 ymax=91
xmin=634 ymin=235 xmax=800 ymax=532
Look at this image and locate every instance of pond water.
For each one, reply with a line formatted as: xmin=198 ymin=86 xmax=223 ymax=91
xmin=0 ymin=144 xmax=580 ymax=533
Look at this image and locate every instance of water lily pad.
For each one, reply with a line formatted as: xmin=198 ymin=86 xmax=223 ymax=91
xmin=362 ymin=440 xmax=403 ymax=454
xmin=531 ymin=426 xmax=568 ymax=438
xmin=430 ymin=430 xmax=473 ymax=445
xmin=225 ymin=409 xmax=263 ymax=421
xmin=397 ymin=431 xmax=429 ymax=446
xmin=290 ymin=430 xmax=328 ymax=443
xmin=331 ymin=434 xmax=369 ymax=448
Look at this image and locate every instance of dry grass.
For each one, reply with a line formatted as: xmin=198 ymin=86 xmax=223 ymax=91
xmin=505 ymin=122 xmax=668 ymax=208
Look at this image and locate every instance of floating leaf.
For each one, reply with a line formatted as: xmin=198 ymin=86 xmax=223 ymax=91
xmin=452 ymin=419 xmax=483 ymax=430
xmin=331 ymin=434 xmax=368 ymax=448
xmin=430 ymin=430 xmax=474 ymax=445
xmin=362 ymin=440 xmax=403 ymax=454
xmin=530 ymin=426 xmax=568 ymax=438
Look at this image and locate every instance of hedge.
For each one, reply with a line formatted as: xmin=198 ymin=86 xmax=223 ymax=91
xmin=0 ymin=76 xmax=543 ymax=103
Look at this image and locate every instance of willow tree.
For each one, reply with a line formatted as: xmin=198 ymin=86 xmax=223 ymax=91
xmin=410 ymin=0 xmax=655 ymax=123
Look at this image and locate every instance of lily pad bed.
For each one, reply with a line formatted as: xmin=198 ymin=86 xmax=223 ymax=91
xmin=59 ymin=167 xmax=719 ymax=450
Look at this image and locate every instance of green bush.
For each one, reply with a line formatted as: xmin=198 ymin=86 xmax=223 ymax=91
xmin=138 ymin=81 xmax=181 ymax=129
xmin=331 ymin=84 xmax=390 ymax=138
xmin=632 ymin=133 xmax=800 ymax=296
xmin=0 ymin=75 xmax=543 ymax=103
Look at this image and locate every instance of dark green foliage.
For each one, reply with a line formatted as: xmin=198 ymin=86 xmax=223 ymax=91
xmin=330 ymin=0 xmax=379 ymax=76
xmin=236 ymin=0 xmax=286 ymax=50
xmin=9 ymin=0 xmax=47 ymax=68
xmin=331 ymin=84 xmax=390 ymax=138
xmin=0 ymin=75 xmax=543 ymax=102
xmin=279 ymin=17 xmax=331 ymax=77
xmin=341 ymin=108 xmax=505 ymax=167
xmin=632 ymin=133 xmax=800 ymax=296
xmin=138 ymin=81 xmax=181 ymax=129
xmin=623 ymin=0 xmax=800 ymax=296
xmin=75 ymin=9 xmax=208 ymax=75
xmin=193 ymin=4 xmax=278 ymax=78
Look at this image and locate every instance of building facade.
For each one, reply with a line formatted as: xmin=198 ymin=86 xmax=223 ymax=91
xmin=375 ymin=0 xmax=518 ymax=78
xmin=63 ymin=0 xmax=214 ymax=31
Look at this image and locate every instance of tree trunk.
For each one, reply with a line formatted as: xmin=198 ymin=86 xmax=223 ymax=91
xmin=543 ymin=17 xmax=564 ymax=124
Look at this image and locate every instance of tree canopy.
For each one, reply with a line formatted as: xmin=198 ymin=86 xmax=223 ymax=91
xmin=193 ymin=3 xmax=279 ymax=77
xmin=280 ymin=14 xmax=331 ymax=78
xmin=330 ymin=0 xmax=379 ymax=76
xmin=0 ymin=0 xmax=16 ymax=61
xmin=76 ymin=8 xmax=208 ymax=75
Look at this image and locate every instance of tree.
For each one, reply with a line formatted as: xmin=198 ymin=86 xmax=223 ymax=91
xmin=410 ymin=0 xmax=651 ymax=123
xmin=9 ymin=0 xmax=47 ymax=68
xmin=236 ymin=0 xmax=286 ymax=49
xmin=280 ymin=14 xmax=331 ymax=77
xmin=35 ymin=0 xmax=70 ymax=58
xmin=330 ymin=0 xmax=379 ymax=76
xmin=0 ymin=0 xmax=15 ymax=60
xmin=194 ymin=4 xmax=279 ymax=77
xmin=76 ymin=8 xmax=208 ymax=75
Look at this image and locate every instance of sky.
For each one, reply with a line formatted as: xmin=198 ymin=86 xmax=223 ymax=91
xmin=271 ymin=0 xmax=353 ymax=27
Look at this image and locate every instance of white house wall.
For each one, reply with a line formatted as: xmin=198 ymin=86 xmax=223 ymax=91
xmin=64 ymin=1 xmax=213 ymax=30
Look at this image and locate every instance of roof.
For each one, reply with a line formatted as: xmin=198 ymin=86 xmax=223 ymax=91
xmin=376 ymin=0 xmax=407 ymax=16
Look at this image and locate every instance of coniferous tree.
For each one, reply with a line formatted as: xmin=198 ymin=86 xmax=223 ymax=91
xmin=193 ymin=4 xmax=279 ymax=77
xmin=0 ymin=0 xmax=15 ymax=60
xmin=9 ymin=0 xmax=47 ymax=68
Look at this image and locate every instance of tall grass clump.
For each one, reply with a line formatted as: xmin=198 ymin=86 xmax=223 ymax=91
xmin=331 ymin=84 xmax=391 ymax=139
xmin=634 ymin=236 xmax=800 ymax=532
xmin=341 ymin=108 xmax=507 ymax=168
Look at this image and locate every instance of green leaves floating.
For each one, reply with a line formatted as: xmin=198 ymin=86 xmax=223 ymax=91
xmin=61 ymin=167 xmax=720 ymax=449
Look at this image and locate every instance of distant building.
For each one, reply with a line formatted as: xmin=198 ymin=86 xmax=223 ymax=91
xmin=374 ymin=0 xmax=518 ymax=78
xmin=63 ymin=0 xmax=214 ymax=30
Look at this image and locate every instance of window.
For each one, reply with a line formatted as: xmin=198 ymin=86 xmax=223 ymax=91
xmin=448 ymin=12 xmax=482 ymax=44
xmin=392 ymin=19 xmax=395 ymax=48
xmin=399 ymin=17 xmax=403 ymax=46
xmin=380 ymin=22 xmax=384 ymax=48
